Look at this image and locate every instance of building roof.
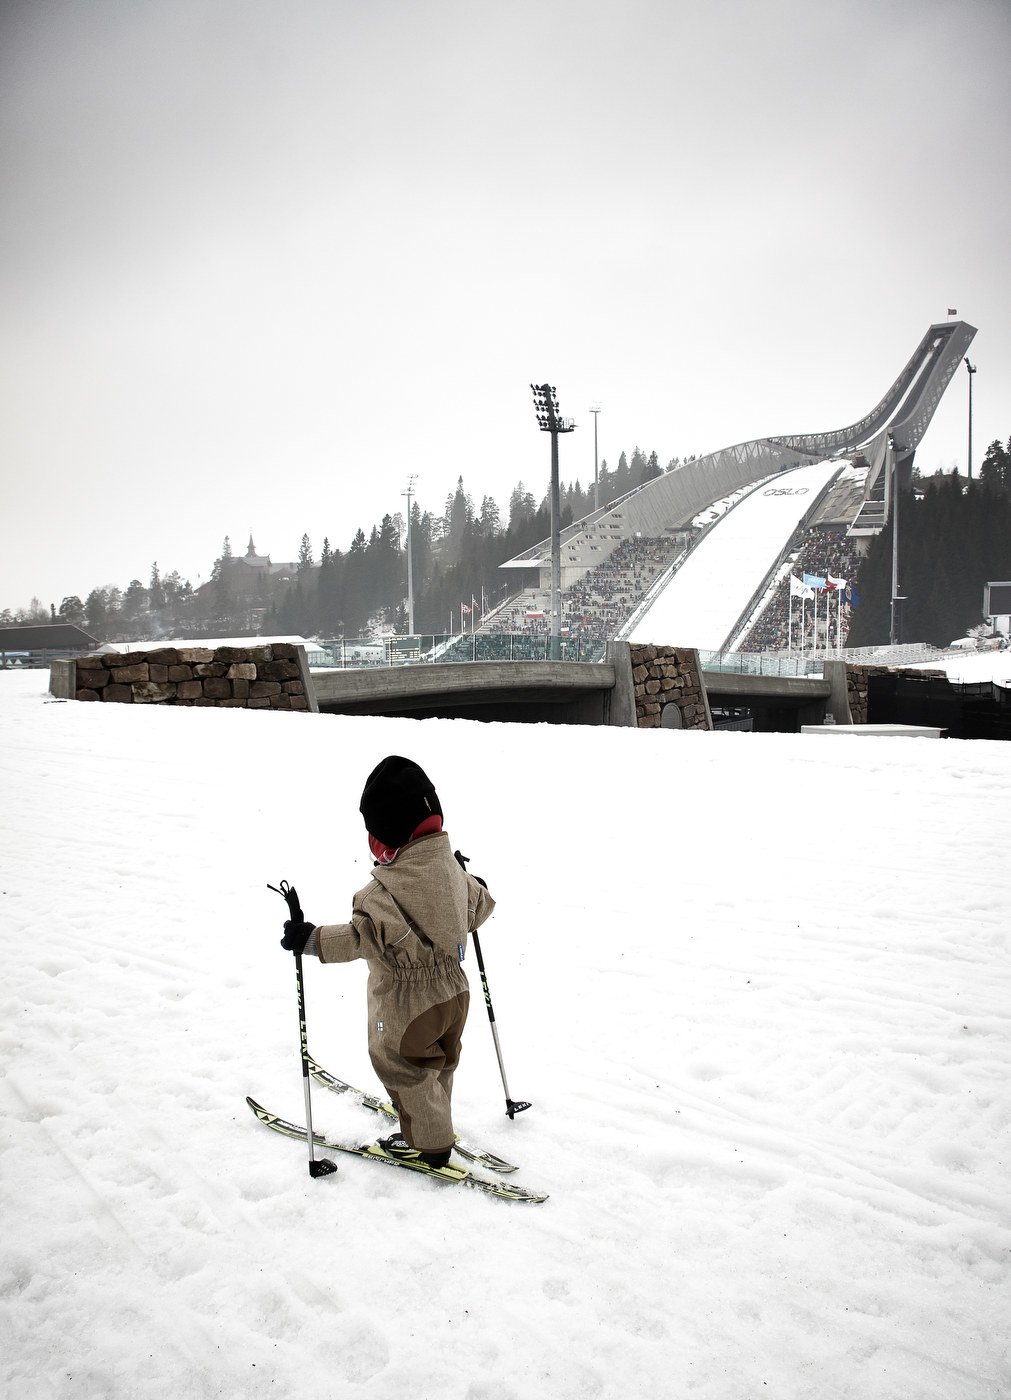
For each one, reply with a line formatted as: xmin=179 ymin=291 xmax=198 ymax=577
xmin=0 ymin=624 xmax=97 ymax=651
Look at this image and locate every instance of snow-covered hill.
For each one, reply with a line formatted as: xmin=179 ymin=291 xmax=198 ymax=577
xmin=2 ymin=670 xmax=1009 ymax=1399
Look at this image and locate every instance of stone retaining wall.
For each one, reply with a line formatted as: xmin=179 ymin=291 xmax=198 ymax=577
xmin=53 ymin=643 xmax=317 ymax=711
xmin=629 ymin=644 xmax=713 ymax=730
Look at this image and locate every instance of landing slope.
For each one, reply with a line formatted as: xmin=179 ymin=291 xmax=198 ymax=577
xmin=629 ymin=457 xmax=842 ymax=649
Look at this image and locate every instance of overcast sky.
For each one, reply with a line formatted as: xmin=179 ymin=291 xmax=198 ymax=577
xmin=2 ymin=0 xmax=1009 ymax=610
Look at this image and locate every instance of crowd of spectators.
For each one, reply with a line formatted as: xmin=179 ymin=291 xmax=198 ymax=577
xmin=481 ymin=522 xmax=861 ymax=653
xmin=562 ymin=534 xmax=684 ymax=639
xmin=438 ymin=633 xmax=605 ymax=663
xmin=741 ymin=529 xmax=862 ymax=652
xmin=487 ymin=533 xmax=686 ymax=642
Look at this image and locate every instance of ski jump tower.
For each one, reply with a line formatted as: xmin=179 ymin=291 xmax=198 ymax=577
xmin=500 ymin=320 xmax=977 ymax=595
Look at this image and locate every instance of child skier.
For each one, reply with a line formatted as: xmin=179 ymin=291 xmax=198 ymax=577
xmin=280 ymin=755 xmax=495 ymax=1171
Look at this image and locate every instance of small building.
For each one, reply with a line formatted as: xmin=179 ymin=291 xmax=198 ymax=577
xmin=221 ymin=536 xmax=299 ymax=599
xmin=0 ymin=624 xmax=98 ymax=668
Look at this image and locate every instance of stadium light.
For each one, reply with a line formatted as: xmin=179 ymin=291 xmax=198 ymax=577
xmin=530 ymin=384 xmax=576 ymax=660
xmin=401 ymin=475 xmax=418 ymax=635
xmin=965 ymin=358 xmax=977 ymax=481
xmin=590 ymin=403 xmax=602 ymax=512
xmin=888 ymin=433 xmax=908 ymax=646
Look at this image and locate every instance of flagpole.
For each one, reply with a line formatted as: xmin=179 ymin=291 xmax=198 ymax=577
xmin=788 ymin=587 xmax=793 ymax=655
xmin=813 ymin=589 xmax=817 ymax=654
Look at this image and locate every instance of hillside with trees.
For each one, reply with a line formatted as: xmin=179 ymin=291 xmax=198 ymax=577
xmin=2 ymin=447 xmax=677 ymax=643
xmin=848 ymin=437 xmax=1011 ymax=647
xmin=9 ymin=435 xmax=1007 ymax=649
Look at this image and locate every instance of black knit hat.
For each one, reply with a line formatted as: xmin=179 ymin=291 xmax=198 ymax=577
xmin=359 ymin=755 xmax=442 ymax=848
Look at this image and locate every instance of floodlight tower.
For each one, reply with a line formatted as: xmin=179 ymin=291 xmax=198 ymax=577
xmin=589 ymin=402 xmax=602 ymax=511
xmin=531 ymin=383 xmax=576 ymax=660
xmin=401 ymin=474 xmax=418 ymax=635
xmin=888 ymin=433 xmax=908 ymax=646
xmin=965 ymin=358 xmax=976 ymax=481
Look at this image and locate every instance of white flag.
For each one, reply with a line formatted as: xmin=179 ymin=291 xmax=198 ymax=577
xmin=790 ymin=574 xmax=814 ymax=600
xmin=828 ymin=575 xmax=847 ymax=592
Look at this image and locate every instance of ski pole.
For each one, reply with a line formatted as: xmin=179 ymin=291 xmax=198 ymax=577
xmin=268 ymin=880 xmax=337 ymax=1179
xmin=471 ymin=927 xmax=531 ymax=1120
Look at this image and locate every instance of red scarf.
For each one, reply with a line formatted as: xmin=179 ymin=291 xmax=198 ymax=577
xmin=368 ymin=813 xmax=443 ymax=866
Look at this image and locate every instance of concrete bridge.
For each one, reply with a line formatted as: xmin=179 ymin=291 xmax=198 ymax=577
xmin=311 ymin=659 xmax=624 ymax=725
xmin=310 ymin=648 xmax=849 ymax=732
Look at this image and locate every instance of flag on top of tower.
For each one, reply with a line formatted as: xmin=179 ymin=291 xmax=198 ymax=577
xmin=802 ymin=573 xmax=826 ymax=590
xmin=948 ymin=308 xmax=958 ymax=316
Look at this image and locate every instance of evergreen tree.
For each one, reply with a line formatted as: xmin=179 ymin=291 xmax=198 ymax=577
xmin=849 ymin=468 xmax=1011 ymax=646
xmin=149 ymin=562 xmax=166 ymax=613
xmin=479 ymin=495 xmax=501 ymax=536
xmin=613 ymin=451 xmax=630 ymax=499
xmin=980 ymin=438 xmax=1010 ymax=494
xmin=444 ymin=477 xmax=475 ymax=567
xmin=343 ymin=529 xmax=369 ymax=635
xmin=371 ymin=513 xmax=404 ymax=621
xmin=59 ymin=595 xmax=85 ymax=626
xmin=596 ymin=457 xmax=613 ymax=505
xmin=85 ymin=588 xmax=108 ymax=636
xmin=508 ymin=482 xmax=536 ymax=529
xmin=317 ymin=538 xmax=343 ymax=636
xmin=121 ymin=579 xmax=148 ymax=630
xmin=642 ymin=451 xmax=663 ymax=484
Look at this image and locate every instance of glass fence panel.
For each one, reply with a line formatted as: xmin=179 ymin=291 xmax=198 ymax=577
xmin=698 ymin=649 xmax=826 ymax=678
xmin=312 ymin=639 xmax=827 ymax=673
xmin=309 ymin=634 xmax=608 ymax=668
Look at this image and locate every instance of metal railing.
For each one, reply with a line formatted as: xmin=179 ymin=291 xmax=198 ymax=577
xmin=307 ymin=634 xmax=608 ymax=669
xmin=305 ymin=636 xmax=987 ymax=678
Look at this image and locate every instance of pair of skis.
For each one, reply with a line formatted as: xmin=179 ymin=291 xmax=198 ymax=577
xmin=247 ymin=1055 xmax=548 ymax=1203
xmin=263 ymin=877 xmax=544 ymax=1203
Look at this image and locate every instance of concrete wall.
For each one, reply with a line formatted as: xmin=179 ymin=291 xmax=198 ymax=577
xmin=51 ymin=643 xmax=318 ymax=712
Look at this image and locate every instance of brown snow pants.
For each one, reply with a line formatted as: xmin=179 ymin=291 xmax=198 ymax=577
xmin=367 ymin=968 xmax=470 ymax=1152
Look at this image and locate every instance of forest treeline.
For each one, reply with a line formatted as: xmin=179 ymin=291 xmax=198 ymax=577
xmin=3 ymin=447 xmax=678 ymax=643
xmin=847 ymin=437 xmax=1011 ymax=646
xmin=6 ymin=438 xmax=1009 ymax=648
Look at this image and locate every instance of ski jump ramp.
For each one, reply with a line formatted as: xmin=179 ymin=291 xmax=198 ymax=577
xmin=502 ymin=319 xmax=977 ymax=591
xmin=626 ymin=458 xmax=842 ymax=650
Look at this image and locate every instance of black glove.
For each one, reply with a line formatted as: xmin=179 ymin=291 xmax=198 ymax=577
xmin=453 ymin=849 xmax=488 ymax=889
xmin=281 ymin=918 xmax=316 ymax=954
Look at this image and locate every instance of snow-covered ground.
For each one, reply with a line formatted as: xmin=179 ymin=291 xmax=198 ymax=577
xmin=909 ymin=650 xmax=1011 ymax=686
xmin=630 ymin=459 xmax=843 ymax=650
xmin=2 ymin=669 xmax=1009 ymax=1400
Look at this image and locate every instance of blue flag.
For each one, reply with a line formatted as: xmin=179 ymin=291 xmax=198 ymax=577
xmin=847 ymin=584 xmax=861 ymax=607
xmin=803 ymin=573 xmax=826 ymax=590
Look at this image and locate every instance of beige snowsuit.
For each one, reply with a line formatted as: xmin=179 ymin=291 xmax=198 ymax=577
xmin=314 ymin=833 xmax=495 ymax=1153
